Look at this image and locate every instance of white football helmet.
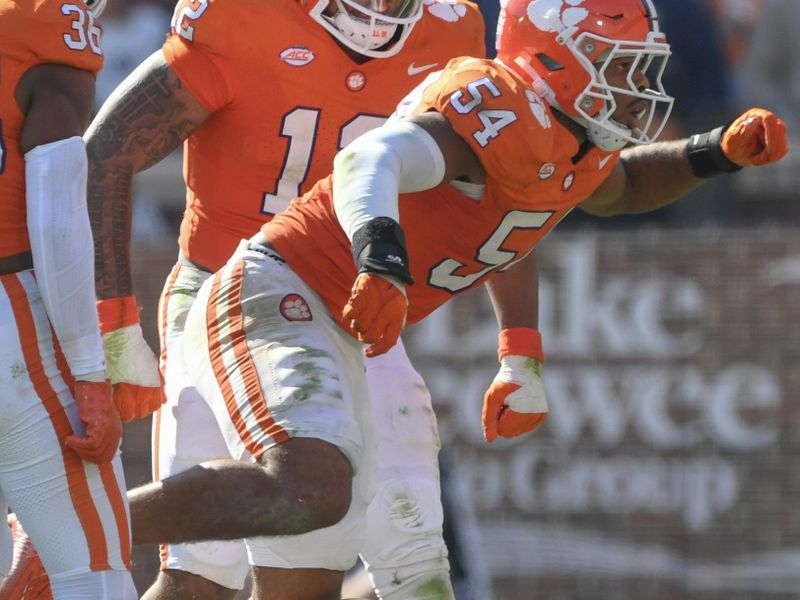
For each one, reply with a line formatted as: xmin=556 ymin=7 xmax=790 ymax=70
xmin=309 ymin=0 xmax=424 ymax=58
xmin=86 ymin=0 xmax=107 ymax=17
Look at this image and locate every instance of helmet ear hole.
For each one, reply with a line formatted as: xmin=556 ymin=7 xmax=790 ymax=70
xmin=534 ymin=53 xmax=564 ymax=72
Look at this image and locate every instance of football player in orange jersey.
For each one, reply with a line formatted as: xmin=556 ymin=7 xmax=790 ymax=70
xmin=80 ymin=0 xmax=537 ymax=598
xmin=118 ymin=0 xmax=787 ymax=597
xmin=0 ymin=0 xmax=137 ymax=598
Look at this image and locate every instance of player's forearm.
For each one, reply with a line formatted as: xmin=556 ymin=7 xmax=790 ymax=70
xmin=485 ymin=250 xmax=539 ymax=330
xmin=613 ymin=139 xmax=706 ymax=214
xmin=85 ymin=52 xmax=207 ymax=298
xmin=84 ymin=141 xmax=134 ymax=299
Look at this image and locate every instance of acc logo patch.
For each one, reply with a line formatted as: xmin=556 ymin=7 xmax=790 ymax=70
xmin=280 ymin=294 xmax=312 ymax=322
xmin=527 ymin=0 xmax=589 ymax=33
xmin=280 ymin=46 xmax=315 ymax=67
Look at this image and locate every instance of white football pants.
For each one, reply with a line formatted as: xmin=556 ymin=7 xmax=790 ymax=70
xmin=0 ymin=270 xmax=136 ymax=599
xmin=153 ymin=242 xmax=452 ymax=598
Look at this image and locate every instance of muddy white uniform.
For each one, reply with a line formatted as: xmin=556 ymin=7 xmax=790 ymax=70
xmin=153 ymin=0 xmax=484 ymax=595
xmin=182 ymin=53 xmax=619 ymax=596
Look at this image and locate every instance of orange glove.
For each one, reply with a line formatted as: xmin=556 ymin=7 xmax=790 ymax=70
xmin=342 ymin=273 xmax=408 ymax=357
xmin=721 ymin=108 xmax=789 ymax=167
xmin=64 ymin=380 xmax=122 ymax=463
xmin=1 ymin=514 xmax=52 ymax=599
xmin=97 ymin=296 xmax=165 ymax=422
xmin=482 ymin=328 xmax=548 ymax=443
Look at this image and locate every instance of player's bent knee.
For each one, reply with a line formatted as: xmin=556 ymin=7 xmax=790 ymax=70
xmin=296 ymin=457 xmax=353 ymax=530
xmin=265 ymin=438 xmax=354 ymax=531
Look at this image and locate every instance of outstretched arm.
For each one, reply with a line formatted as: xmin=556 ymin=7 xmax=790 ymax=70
xmin=86 ymin=49 xmax=210 ymax=299
xmin=580 ymin=108 xmax=789 ymax=216
xmin=581 ymin=139 xmax=702 ymax=216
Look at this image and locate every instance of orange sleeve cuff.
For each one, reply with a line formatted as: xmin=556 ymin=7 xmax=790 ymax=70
xmin=97 ymin=296 xmax=140 ymax=335
xmin=162 ymin=36 xmax=234 ymax=112
xmin=498 ymin=328 xmax=544 ymax=362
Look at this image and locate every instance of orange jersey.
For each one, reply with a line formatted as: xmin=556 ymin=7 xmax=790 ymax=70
xmin=163 ymin=0 xmax=484 ymax=271
xmin=263 ymin=57 xmax=620 ymax=324
xmin=0 ymin=0 xmax=103 ymax=259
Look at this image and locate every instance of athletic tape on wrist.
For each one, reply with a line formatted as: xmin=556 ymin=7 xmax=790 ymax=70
xmin=498 ymin=328 xmax=544 ymax=362
xmin=97 ymin=296 xmax=140 ymax=335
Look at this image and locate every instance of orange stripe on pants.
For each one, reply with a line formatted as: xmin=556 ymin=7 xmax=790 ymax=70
xmin=2 ymin=274 xmax=110 ymax=570
xmin=206 ymin=264 xmax=267 ymax=459
xmin=98 ymin=463 xmax=132 ymax=569
xmin=51 ymin=325 xmax=132 ymax=570
xmin=222 ymin=262 xmax=289 ymax=447
xmin=206 ymin=262 xmax=287 ymax=461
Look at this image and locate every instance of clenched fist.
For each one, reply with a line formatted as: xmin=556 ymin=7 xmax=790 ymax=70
xmin=721 ymin=108 xmax=788 ymax=167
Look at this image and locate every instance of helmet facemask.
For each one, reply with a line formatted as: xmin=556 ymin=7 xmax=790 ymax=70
xmin=496 ymin=0 xmax=675 ymax=151
xmin=564 ymin=30 xmax=674 ymax=151
xmin=310 ymin=0 xmax=424 ymax=58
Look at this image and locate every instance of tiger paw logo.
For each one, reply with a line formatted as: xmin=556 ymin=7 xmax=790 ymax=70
xmin=280 ymin=294 xmax=312 ymax=322
xmin=526 ymin=89 xmax=551 ymax=129
xmin=425 ymin=0 xmax=467 ymax=22
xmin=527 ymin=0 xmax=589 ymax=33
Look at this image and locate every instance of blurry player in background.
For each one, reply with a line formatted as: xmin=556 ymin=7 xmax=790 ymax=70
xmin=0 ymin=0 xmax=137 ymax=598
xmin=82 ymin=0 xmax=533 ymax=598
xmin=123 ymin=0 xmax=787 ymax=598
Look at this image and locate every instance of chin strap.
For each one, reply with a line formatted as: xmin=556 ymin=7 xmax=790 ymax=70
xmin=585 ymin=119 xmax=628 ymax=152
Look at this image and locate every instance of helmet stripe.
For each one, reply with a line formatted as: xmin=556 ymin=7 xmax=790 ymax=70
xmin=640 ymin=0 xmax=661 ymax=33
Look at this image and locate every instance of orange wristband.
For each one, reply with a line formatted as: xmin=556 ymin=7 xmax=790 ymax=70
xmin=497 ymin=328 xmax=544 ymax=362
xmin=97 ymin=296 xmax=140 ymax=335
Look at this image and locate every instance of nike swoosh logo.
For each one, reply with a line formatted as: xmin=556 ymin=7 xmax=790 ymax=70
xmin=408 ymin=62 xmax=438 ymax=76
xmin=598 ymin=155 xmax=613 ymax=170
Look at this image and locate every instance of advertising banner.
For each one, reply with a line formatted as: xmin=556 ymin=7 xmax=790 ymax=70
xmin=405 ymin=229 xmax=800 ymax=600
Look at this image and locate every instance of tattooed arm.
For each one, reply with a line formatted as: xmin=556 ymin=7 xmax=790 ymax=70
xmin=85 ymin=50 xmax=210 ymax=299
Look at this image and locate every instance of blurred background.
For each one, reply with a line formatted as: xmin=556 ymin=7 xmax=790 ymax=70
xmin=107 ymin=1 xmax=800 ymax=598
